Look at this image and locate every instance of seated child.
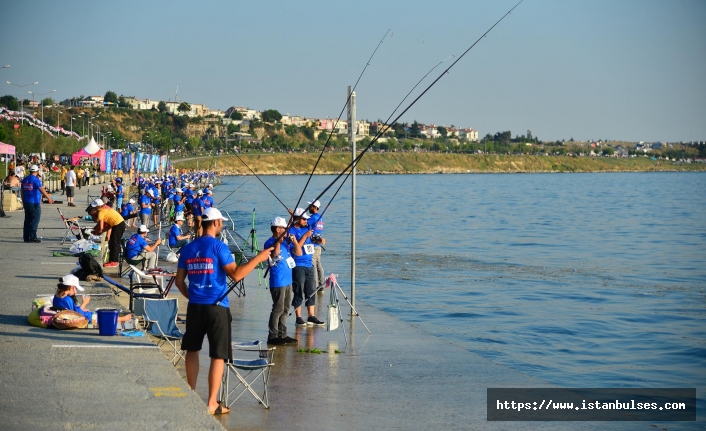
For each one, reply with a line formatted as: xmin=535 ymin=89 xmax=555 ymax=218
xmin=53 ymin=274 xmax=132 ymax=326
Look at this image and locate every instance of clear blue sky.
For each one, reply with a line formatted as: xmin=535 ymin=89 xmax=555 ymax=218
xmin=2 ymin=0 xmax=704 ymax=142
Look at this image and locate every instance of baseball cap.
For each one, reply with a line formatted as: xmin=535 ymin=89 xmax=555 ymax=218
xmin=175 ymin=187 xmax=182 ymax=193
xmin=208 ymin=183 xmax=213 ymax=187
xmin=128 ymin=198 xmax=135 ymax=204
xmin=271 ymin=217 xmax=287 ymax=228
xmin=107 ymin=186 xmax=114 ymax=192
xmin=90 ymin=198 xmax=104 ymax=207
xmin=293 ymin=208 xmax=309 ymax=219
xmin=197 ymin=190 xmax=203 ymax=195
xmin=175 ymin=214 xmax=185 ymax=221
xmin=30 ymin=165 xmax=39 ymax=172
xmin=138 ymin=224 xmax=149 ymax=233
xmin=147 ymin=189 xmax=155 ymax=196
xmin=307 ymin=200 xmax=321 ymax=208
xmin=202 ymin=207 xmax=228 ymax=221
xmin=60 ymin=274 xmax=84 ymax=291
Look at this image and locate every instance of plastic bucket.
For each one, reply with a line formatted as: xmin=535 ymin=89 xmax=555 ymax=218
xmin=96 ymin=309 xmax=119 ymax=336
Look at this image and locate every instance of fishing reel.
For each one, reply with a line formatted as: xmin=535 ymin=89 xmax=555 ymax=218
xmin=311 ymin=234 xmax=323 ymax=244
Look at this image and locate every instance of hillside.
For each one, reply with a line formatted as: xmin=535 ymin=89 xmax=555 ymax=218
xmin=173 ymin=153 xmax=706 ymax=175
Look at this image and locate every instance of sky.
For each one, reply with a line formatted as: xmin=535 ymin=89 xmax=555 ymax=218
xmin=1 ymin=0 xmax=705 ymax=142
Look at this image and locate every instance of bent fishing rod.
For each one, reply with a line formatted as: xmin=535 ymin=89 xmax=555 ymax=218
xmin=308 ymin=0 xmax=524 ymax=206
xmin=291 ymin=29 xmax=391 ymax=214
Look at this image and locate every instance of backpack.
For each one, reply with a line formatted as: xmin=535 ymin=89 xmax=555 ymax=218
xmin=74 ymin=252 xmax=104 ymax=280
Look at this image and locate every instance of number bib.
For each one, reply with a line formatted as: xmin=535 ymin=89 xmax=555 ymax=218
xmin=303 ymin=244 xmax=315 ymax=255
xmin=286 ymin=256 xmax=296 ymax=269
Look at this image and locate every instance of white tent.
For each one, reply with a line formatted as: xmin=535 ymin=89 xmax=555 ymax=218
xmin=83 ymin=137 xmax=100 ymax=154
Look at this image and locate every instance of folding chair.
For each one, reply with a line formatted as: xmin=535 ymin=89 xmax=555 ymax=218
xmin=57 ymin=207 xmax=84 ymax=244
xmin=119 ymin=239 xmax=146 ymax=278
xmin=219 ymin=341 xmax=275 ymax=409
xmin=126 ymin=265 xmax=164 ymax=311
xmin=141 ymin=298 xmax=185 ymax=366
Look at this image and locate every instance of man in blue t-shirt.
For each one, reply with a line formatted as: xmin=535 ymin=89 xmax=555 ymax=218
xmin=307 ymin=199 xmax=327 ymax=291
xmin=172 ymin=188 xmax=186 ymax=221
xmin=115 ymin=178 xmax=124 ymax=209
xmin=175 ymin=207 xmax=272 ymax=416
xmin=139 ymin=189 xmax=154 ymax=227
xmin=169 ymin=214 xmax=191 ymax=251
xmin=264 ymin=217 xmax=302 ymax=345
xmin=125 ymin=224 xmax=162 ymax=269
xmin=191 ymin=190 xmax=204 ymax=238
xmin=21 ymin=165 xmax=53 ymax=243
xmin=288 ymin=208 xmax=324 ymax=326
xmin=202 ymin=189 xmax=214 ymax=210
xmin=121 ymin=198 xmax=138 ymax=227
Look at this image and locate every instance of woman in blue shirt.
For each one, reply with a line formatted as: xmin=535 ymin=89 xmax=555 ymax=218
xmin=53 ymin=274 xmax=132 ymax=326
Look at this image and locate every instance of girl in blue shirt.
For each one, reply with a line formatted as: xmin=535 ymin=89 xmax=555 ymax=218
xmin=53 ymin=274 xmax=132 ymax=326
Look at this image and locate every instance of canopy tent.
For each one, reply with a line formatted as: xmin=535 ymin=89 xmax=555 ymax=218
xmin=71 ymin=137 xmax=105 ymax=169
xmin=1 ymin=142 xmax=16 ymax=177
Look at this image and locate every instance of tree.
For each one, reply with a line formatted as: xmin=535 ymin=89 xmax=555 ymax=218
xmin=104 ymin=91 xmax=118 ymax=106
xmin=437 ymin=126 xmax=448 ymax=137
xmin=0 ymin=95 xmax=19 ymax=110
xmin=41 ymin=97 xmax=54 ymax=107
xmin=602 ymin=147 xmax=615 ymax=156
xmin=261 ymin=109 xmax=282 ymax=123
xmin=410 ymin=121 xmax=421 ymax=138
xmin=157 ymin=101 xmax=167 ymax=113
xmin=118 ymin=96 xmax=131 ymax=109
xmin=177 ymin=102 xmax=191 ymax=114
xmin=0 ymin=124 xmax=6 ymax=141
xmin=227 ymin=123 xmax=240 ymax=136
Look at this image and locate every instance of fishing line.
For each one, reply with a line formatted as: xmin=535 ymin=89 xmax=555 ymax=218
xmin=310 ymin=0 xmax=524 ymax=205
xmin=216 ymin=178 xmax=250 ymax=206
xmin=231 ymin=152 xmax=289 ymax=210
xmin=291 ymin=29 xmax=391 ymax=214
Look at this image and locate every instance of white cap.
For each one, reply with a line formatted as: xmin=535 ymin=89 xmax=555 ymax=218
xmin=147 ymin=189 xmax=155 ymax=196
xmin=205 ymin=189 xmax=212 ymax=195
xmin=175 ymin=188 xmax=182 ymax=193
xmin=208 ymin=183 xmax=213 ymax=187
xmin=175 ymin=214 xmax=185 ymax=221
xmin=293 ymin=208 xmax=309 ymax=219
xmin=307 ymin=200 xmax=321 ymax=208
xmin=189 ymin=183 xmax=195 ymax=188
xmin=128 ymin=198 xmax=135 ymax=204
xmin=107 ymin=186 xmax=114 ymax=192
xmin=138 ymin=224 xmax=149 ymax=233
xmin=30 ymin=165 xmax=40 ymax=172
xmin=197 ymin=190 xmax=203 ymax=195
xmin=60 ymin=274 xmax=84 ymax=291
xmin=202 ymin=207 xmax=227 ymax=221
xmin=271 ymin=217 xmax=287 ymax=228
xmin=90 ymin=198 xmax=104 ymax=207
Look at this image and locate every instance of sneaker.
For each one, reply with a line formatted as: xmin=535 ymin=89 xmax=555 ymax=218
xmin=307 ymin=316 xmax=325 ymax=326
xmin=295 ymin=317 xmax=309 ymax=326
xmin=267 ymin=338 xmax=285 ymax=345
xmin=104 ymin=262 xmax=119 ymax=268
xmin=316 ymin=286 xmax=325 ymax=294
xmin=280 ymin=336 xmax=298 ymax=344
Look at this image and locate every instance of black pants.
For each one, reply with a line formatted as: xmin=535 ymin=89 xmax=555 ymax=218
xmin=108 ymin=221 xmax=126 ymax=263
xmin=23 ymin=203 xmax=41 ymax=241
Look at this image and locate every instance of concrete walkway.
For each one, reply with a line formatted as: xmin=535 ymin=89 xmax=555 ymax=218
xmin=0 ymin=184 xmax=653 ymax=431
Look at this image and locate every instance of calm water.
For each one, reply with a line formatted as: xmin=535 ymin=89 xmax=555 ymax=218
xmin=218 ymin=172 xmax=705 ymax=413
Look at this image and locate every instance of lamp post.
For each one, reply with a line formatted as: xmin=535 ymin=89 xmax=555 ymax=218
xmin=105 ymin=131 xmax=113 ymax=150
xmin=28 ymin=89 xmax=56 ymax=154
xmin=6 ymin=80 xmax=38 ymax=124
xmin=71 ymin=114 xmax=82 ymax=137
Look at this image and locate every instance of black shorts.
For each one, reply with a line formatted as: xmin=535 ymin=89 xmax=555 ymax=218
xmin=182 ymin=303 xmax=232 ymax=359
xmin=65 ymin=186 xmax=75 ymax=197
xmin=184 ymin=202 xmax=193 ymax=212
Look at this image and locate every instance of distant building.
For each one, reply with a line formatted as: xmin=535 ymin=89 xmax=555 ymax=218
xmin=459 ymin=128 xmax=478 ymax=142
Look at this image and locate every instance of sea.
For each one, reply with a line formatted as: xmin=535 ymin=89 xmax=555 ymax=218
xmin=217 ymin=171 xmax=705 ymax=420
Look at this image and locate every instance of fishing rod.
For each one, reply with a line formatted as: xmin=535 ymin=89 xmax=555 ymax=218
xmin=291 ymin=29 xmax=391 ymax=214
xmin=215 ymin=178 xmax=250 ymax=206
xmin=309 ymin=0 xmax=524 ymax=205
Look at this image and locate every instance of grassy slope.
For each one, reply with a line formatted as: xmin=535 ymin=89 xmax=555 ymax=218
xmin=172 ymin=153 xmax=706 ymax=174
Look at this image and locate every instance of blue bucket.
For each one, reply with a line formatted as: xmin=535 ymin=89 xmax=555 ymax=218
xmin=96 ymin=309 xmax=119 ymax=336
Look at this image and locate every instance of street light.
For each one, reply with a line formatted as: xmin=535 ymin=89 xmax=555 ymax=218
xmin=28 ymin=89 xmax=56 ymax=154
xmin=71 ymin=114 xmax=82 ymax=137
xmin=1 ymin=65 xmax=9 ymax=69
xmin=6 ymin=80 xmax=38 ymax=124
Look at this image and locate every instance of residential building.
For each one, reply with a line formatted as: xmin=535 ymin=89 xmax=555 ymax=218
xmin=459 ymin=128 xmax=479 ymax=142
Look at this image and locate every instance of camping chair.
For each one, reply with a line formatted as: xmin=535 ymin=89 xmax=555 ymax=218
xmin=219 ymin=341 xmax=275 ymax=409
xmin=141 ymin=298 xmax=185 ymax=366
xmin=119 ymin=238 xmax=146 ymax=278
xmin=57 ymin=208 xmax=84 ymax=244
xmin=126 ymin=265 xmax=165 ymax=311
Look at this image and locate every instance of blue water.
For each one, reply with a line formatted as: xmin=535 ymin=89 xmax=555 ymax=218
xmin=218 ymin=172 xmax=705 ymax=422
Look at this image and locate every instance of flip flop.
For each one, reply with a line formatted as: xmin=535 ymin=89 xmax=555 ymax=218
xmin=209 ymin=404 xmax=230 ymax=415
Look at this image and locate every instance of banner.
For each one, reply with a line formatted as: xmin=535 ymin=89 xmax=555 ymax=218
xmin=105 ymin=149 xmax=112 ymax=173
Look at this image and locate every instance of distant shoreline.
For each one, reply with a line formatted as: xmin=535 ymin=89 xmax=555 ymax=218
xmin=172 ymin=153 xmax=706 ymax=175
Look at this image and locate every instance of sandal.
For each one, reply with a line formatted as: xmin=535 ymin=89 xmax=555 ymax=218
xmin=209 ymin=403 xmax=230 ymax=415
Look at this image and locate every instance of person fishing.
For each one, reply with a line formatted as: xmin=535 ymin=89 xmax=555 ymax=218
xmin=288 ymin=208 xmax=324 ymax=327
xmin=306 ymin=199 xmax=326 ymax=293
xmin=175 ymin=207 xmax=272 ymax=415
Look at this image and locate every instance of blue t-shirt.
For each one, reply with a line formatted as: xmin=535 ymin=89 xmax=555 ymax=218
xmin=121 ymin=203 xmax=134 ymax=217
xmin=307 ymin=213 xmax=324 ymax=247
xmin=116 ymin=184 xmax=124 ymax=199
xmin=125 ymin=233 xmax=148 ymax=259
xmin=21 ymin=175 xmax=43 ymax=204
xmin=191 ymin=197 xmax=204 ymax=217
xmin=177 ymin=236 xmax=235 ymax=307
xmin=184 ymin=189 xmax=194 ymax=204
xmin=173 ymin=194 xmax=184 ymax=213
xmin=288 ymin=225 xmax=313 ymax=267
xmin=202 ymin=195 xmax=214 ymax=209
xmin=264 ymin=237 xmax=295 ymax=288
xmin=52 ymin=295 xmax=94 ymax=322
xmin=169 ymin=224 xmax=183 ymax=247
xmin=139 ymin=194 xmax=152 ymax=215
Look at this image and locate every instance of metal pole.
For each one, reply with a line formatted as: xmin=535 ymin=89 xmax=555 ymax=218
xmin=348 ymin=86 xmax=357 ymax=310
